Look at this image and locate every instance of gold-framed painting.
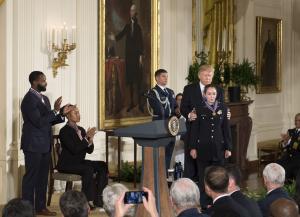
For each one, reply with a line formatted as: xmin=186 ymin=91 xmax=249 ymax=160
xmin=98 ymin=0 xmax=159 ymax=129
xmin=256 ymin=17 xmax=282 ymax=94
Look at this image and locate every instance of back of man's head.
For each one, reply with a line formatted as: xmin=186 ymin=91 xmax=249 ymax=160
xmin=170 ymin=178 xmax=200 ymax=211
xmin=103 ymin=184 xmax=134 ymax=217
xmin=2 ymin=198 xmax=35 ymax=217
xmin=225 ymin=164 xmax=242 ymax=187
xmin=204 ymin=166 xmax=229 ymax=194
xmin=270 ymin=198 xmax=299 ymax=217
xmin=263 ymin=163 xmax=285 ymax=187
xmin=59 ymin=190 xmax=88 ymax=217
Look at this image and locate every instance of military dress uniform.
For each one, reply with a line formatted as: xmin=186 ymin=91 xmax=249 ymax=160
xmin=148 ymin=84 xmax=176 ymax=169
xmin=189 ymin=100 xmax=232 ymax=208
xmin=277 ymin=128 xmax=300 ymax=180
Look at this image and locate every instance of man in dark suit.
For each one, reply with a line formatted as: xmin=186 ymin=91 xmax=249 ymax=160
xmin=147 ymin=69 xmax=176 ymax=169
xmin=225 ymin=164 xmax=263 ymax=217
xmin=277 ymin=113 xmax=300 ymax=180
xmin=258 ymin=163 xmax=292 ymax=217
xmin=57 ymin=105 xmax=108 ymax=209
xmin=170 ymin=178 xmax=209 ymax=217
xmin=180 ymin=65 xmax=224 ymax=181
xmin=21 ymin=71 xmax=70 ymax=215
xmin=189 ymin=84 xmax=231 ymax=208
xmin=203 ymin=166 xmax=251 ymax=217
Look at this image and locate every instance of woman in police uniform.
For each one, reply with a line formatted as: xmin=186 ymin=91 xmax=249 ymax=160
xmin=189 ymin=84 xmax=232 ymax=208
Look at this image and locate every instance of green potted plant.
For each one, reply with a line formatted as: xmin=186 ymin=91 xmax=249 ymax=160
xmin=227 ymin=59 xmax=258 ymax=102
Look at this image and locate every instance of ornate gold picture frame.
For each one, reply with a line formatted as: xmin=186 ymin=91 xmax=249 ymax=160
xmin=256 ymin=17 xmax=282 ymax=93
xmin=98 ymin=0 xmax=159 ymax=129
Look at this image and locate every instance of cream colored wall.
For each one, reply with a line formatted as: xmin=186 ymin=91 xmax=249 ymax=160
xmin=0 ymin=0 xmax=193 ymax=203
xmin=0 ymin=0 xmax=7 ymax=205
xmin=1 ymin=0 xmax=300 ymax=204
xmin=235 ymin=0 xmax=300 ymax=161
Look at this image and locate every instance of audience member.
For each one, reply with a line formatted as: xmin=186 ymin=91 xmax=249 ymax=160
xmin=294 ymin=172 xmax=300 ymax=212
xmin=57 ymin=105 xmax=108 ymax=209
xmin=103 ymin=184 xmax=134 ymax=217
xmin=59 ymin=190 xmax=89 ymax=217
xmin=258 ymin=163 xmax=292 ymax=217
xmin=2 ymin=198 xmax=35 ymax=217
xmin=203 ymin=166 xmax=250 ymax=217
xmin=270 ymin=198 xmax=299 ymax=217
xmin=277 ymin=113 xmax=300 ymax=181
xmin=175 ymin=93 xmax=183 ymax=118
xmin=225 ymin=164 xmax=263 ymax=217
xmin=170 ymin=178 xmax=208 ymax=217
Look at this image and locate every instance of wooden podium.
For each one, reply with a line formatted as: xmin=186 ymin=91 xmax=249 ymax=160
xmin=115 ymin=120 xmax=186 ymax=217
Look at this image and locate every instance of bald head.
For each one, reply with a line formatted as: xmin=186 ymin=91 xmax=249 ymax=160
xmin=270 ymin=198 xmax=299 ymax=217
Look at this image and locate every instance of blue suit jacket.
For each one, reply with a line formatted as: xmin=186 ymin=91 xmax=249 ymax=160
xmin=258 ymin=188 xmax=292 ymax=217
xmin=177 ymin=208 xmax=208 ymax=217
xmin=148 ymin=85 xmax=176 ymax=120
xmin=258 ymin=187 xmax=291 ymax=217
xmin=21 ymin=90 xmax=64 ymax=153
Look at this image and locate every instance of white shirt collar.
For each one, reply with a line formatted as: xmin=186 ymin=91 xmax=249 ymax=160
xmin=157 ymin=84 xmax=167 ymax=91
xmin=213 ymin=194 xmax=229 ymax=204
xmin=199 ymin=81 xmax=205 ymax=93
xmin=229 ymin=189 xmax=240 ymax=195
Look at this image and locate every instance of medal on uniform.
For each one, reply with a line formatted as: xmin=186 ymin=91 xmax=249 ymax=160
xmin=204 ymin=100 xmax=218 ymax=116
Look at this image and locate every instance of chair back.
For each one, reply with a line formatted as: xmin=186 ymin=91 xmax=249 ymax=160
xmin=50 ymin=135 xmax=62 ymax=171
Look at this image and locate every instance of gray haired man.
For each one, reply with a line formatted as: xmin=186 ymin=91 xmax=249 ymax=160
xmin=170 ymin=178 xmax=208 ymax=217
xmin=258 ymin=163 xmax=292 ymax=217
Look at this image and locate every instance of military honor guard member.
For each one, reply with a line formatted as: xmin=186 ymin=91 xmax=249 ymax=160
xmin=277 ymin=113 xmax=300 ymax=180
xmin=147 ymin=69 xmax=176 ymax=170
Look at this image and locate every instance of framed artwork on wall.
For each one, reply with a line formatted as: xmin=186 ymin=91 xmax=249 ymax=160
xmin=256 ymin=16 xmax=282 ymax=93
xmin=98 ymin=0 xmax=159 ymax=129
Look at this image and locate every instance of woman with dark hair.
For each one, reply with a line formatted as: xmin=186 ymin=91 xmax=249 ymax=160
xmin=189 ymin=84 xmax=232 ymax=208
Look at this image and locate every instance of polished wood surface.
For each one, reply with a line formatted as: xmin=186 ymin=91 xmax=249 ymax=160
xmin=227 ymin=100 xmax=253 ymax=170
xmin=135 ymin=147 xmax=174 ymax=217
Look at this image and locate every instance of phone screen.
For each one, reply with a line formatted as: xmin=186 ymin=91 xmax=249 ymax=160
xmin=124 ymin=191 xmax=148 ymax=204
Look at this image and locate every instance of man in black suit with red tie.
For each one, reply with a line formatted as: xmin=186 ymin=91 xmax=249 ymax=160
xmin=180 ymin=65 xmax=224 ymax=181
xmin=203 ymin=166 xmax=251 ymax=217
xmin=21 ymin=71 xmax=70 ymax=216
xmin=225 ymin=164 xmax=263 ymax=217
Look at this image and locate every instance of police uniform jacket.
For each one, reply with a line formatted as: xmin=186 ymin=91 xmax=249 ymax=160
xmin=189 ymin=101 xmax=232 ymax=161
xmin=148 ymin=84 xmax=176 ymax=120
xmin=180 ymin=83 xmax=224 ymax=147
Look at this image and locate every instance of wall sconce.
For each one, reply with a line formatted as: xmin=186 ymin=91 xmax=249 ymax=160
xmin=48 ymin=23 xmax=76 ymax=77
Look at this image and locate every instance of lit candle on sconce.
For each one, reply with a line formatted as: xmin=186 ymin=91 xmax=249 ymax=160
xmin=217 ymin=30 xmax=220 ymax=52
xmin=222 ymin=28 xmax=226 ymax=51
xmin=228 ymin=31 xmax=232 ymax=52
xmin=72 ymin=26 xmax=76 ymax=44
xmin=47 ymin=23 xmax=77 ymax=77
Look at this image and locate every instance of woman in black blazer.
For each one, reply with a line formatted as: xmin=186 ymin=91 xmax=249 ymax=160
xmin=57 ymin=105 xmax=108 ymax=208
xmin=189 ymin=84 xmax=232 ymax=209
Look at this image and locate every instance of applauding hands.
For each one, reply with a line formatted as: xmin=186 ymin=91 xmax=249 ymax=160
xmin=86 ymin=127 xmax=97 ymax=144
